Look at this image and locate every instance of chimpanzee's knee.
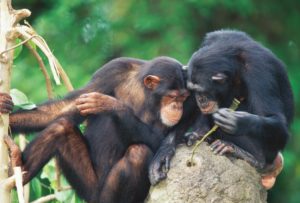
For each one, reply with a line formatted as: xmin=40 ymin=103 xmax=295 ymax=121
xmin=47 ymin=117 xmax=76 ymax=135
xmin=126 ymin=144 xmax=153 ymax=168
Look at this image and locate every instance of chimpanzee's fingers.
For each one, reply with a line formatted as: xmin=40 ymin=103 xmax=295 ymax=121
xmin=4 ymin=135 xmax=22 ymax=167
xmin=0 ymin=93 xmax=12 ymax=99
xmin=0 ymin=93 xmax=13 ymax=111
xmin=210 ymin=140 xmax=222 ymax=150
xmin=213 ymin=113 xmax=235 ymax=127
xmin=216 ymin=108 xmax=237 ymax=119
xmin=149 ymin=160 xmax=167 ymax=185
xmin=78 ymin=93 xmax=97 ymax=101
xmin=219 ymin=145 xmax=234 ymax=155
xmin=75 ymin=97 xmax=96 ymax=105
xmin=79 ymin=109 xmax=92 ymax=116
xmin=214 ymin=121 xmax=236 ymax=134
xmin=76 ymin=103 xmax=95 ymax=110
xmin=0 ymin=103 xmax=14 ymax=113
xmin=4 ymin=99 xmax=14 ymax=107
xmin=79 ymin=92 xmax=106 ymax=99
xmin=184 ymin=132 xmax=199 ymax=146
xmin=164 ymin=157 xmax=171 ymax=172
xmin=4 ymin=135 xmax=15 ymax=148
xmin=213 ymin=143 xmax=226 ymax=154
xmin=232 ymin=111 xmax=250 ymax=118
xmin=78 ymin=107 xmax=101 ymax=115
xmin=0 ymin=95 xmax=13 ymax=104
xmin=214 ymin=120 xmax=235 ymax=129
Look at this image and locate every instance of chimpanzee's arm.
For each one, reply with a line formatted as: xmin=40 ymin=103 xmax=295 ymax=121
xmin=148 ymin=132 xmax=176 ymax=185
xmin=111 ymin=108 xmax=164 ymax=152
xmin=184 ymin=115 xmax=212 ymax=146
xmin=9 ymin=89 xmax=87 ymax=133
xmin=213 ymin=109 xmax=289 ymax=150
xmin=148 ymin=95 xmax=199 ymax=185
xmin=75 ymin=91 xmax=164 ymax=151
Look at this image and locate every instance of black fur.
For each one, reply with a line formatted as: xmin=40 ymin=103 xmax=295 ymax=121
xmin=149 ymin=30 xmax=294 ymax=185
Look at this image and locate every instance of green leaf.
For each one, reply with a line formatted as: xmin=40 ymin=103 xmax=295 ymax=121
xmin=55 ymin=190 xmax=74 ymax=202
xmin=41 ymin=159 xmax=56 ymax=180
xmin=10 ymin=89 xmax=37 ymax=110
xmin=17 ymin=103 xmax=37 ymax=110
xmin=10 ymin=89 xmax=29 ymax=105
xmin=11 ymin=189 xmax=18 ymax=203
xmin=30 ymin=178 xmax=43 ymax=198
xmin=13 ymin=38 xmax=23 ymax=59
xmin=79 ymin=123 xmax=86 ymax=133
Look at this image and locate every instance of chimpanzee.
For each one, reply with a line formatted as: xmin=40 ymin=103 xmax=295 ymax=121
xmin=1 ymin=56 xmax=189 ymax=203
xmin=149 ymin=30 xmax=294 ymax=189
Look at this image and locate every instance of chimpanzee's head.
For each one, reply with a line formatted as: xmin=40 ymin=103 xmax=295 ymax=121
xmin=187 ymin=38 xmax=243 ymax=114
xmin=141 ymin=57 xmax=190 ymax=126
xmin=188 ymin=29 xmax=292 ymax=123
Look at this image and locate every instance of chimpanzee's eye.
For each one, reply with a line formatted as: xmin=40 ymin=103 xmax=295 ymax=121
xmin=212 ymin=73 xmax=227 ymax=84
xmin=167 ymin=91 xmax=180 ymax=99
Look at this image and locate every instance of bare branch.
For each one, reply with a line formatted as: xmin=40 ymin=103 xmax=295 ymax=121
xmin=31 ymin=187 xmax=72 ymax=203
xmin=30 ymin=194 xmax=56 ymax=203
xmin=23 ymin=40 xmax=54 ymax=99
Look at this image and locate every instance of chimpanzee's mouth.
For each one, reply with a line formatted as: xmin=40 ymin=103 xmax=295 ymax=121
xmin=199 ymin=101 xmax=218 ymax=114
xmin=196 ymin=95 xmax=218 ymax=114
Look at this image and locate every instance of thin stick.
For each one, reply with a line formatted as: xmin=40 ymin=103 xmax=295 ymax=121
xmin=23 ymin=40 xmax=54 ymax=99
xmin=31 ymin=186 xmax=71 ymax=203
xmin=30 ymin=194 xmax=56 ymax=203
xmin=0 ymin=35 xmax=38 ymax=57
xmin=14 ymin=167 xmax=25 ymax=203
xmin=19 ymin=134 xmax=29 ymax=203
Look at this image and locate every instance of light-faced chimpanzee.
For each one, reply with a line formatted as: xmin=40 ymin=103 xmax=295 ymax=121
xmin=149 ymin=30 xmax=294 ymax=189
xmin=1 ymin=56 xmax=189 ymax=203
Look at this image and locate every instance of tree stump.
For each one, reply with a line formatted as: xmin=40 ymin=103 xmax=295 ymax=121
xmin=146 ymin=143 xmax=267 ymax=203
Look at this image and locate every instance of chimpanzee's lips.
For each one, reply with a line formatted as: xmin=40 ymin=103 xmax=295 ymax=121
xmin=199 ymin=101 xmax=218 ymax=114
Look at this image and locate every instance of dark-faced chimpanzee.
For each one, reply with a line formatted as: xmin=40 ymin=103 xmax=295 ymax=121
xmin=1 ymin=56 xmax=189 ymax=203
xmin=149 ymin=30 xmax=294 ymax=189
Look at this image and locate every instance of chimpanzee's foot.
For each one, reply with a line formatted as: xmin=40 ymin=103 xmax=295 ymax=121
xmin=210 ymin=139 xmax=283 ymax=189
xmin=261 ymin=153 xmax=283 ymax=190
xmin=4 ymin=135 xmax=22 ymax=167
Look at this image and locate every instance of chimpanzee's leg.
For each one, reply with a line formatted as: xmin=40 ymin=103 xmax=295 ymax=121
xmin=210 ymin=139 xmax=284 ymax=190
xmin=20 ymin=118 xmax=98 ymax=202
xmin=261 ymin=153 xmax=283 ymax=190
xmin=99 ymin=144 xmax=153 ymax=203
xmin=210 ymin=139 xmax=265 ymax=170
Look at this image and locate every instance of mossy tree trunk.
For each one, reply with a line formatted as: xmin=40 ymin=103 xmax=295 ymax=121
xmin=0 ymin=0 xmax=30 ymax=201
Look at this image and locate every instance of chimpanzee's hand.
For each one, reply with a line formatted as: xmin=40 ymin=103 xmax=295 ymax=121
xmin=210 ymin=139 xmax=265 ymax=171
xmin=149 ymin=144 xmax=175 ymax=185
xmin=75 ymin=92 xmax=124 ymax=116
xmin=4 ymin=135 xmax=22 ymax=167
xmin=184 ymin=127 xmax=213 ymax=146
xmin=184 ymin=131 xmax=201 ymax=146
xmin=210 ymin=139 xmax=235 ymax=155
xmin=0 ymin=93 xmax=14 ymax=114
xmin=213 ymin=108 xmax=259 ymax=134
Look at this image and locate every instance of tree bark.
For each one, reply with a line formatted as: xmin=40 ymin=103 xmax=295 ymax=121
xmin=0 ymin=0 xmax=30 ymax=201
xmin=146 ymin=143 xmax=267 ymax=203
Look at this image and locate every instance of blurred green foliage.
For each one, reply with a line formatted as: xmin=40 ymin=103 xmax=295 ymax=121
xmin=10 ymin=0 xmax=300 ymax=202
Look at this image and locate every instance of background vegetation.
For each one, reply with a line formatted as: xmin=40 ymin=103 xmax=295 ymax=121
xmin=10 ymin=0 xmax=300 ymax=202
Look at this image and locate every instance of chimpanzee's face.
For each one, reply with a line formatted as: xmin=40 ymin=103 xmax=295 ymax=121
xmin=187 ymin=53 xmax=235 ymax=114
xmin=143 ymin=57 xmax=190 ymax=127
xmin=159 ymin=89 xmax=190 ymax=127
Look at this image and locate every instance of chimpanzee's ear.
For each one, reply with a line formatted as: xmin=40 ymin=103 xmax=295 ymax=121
xmin=144 ymin=75 xmax=161 ymax=90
